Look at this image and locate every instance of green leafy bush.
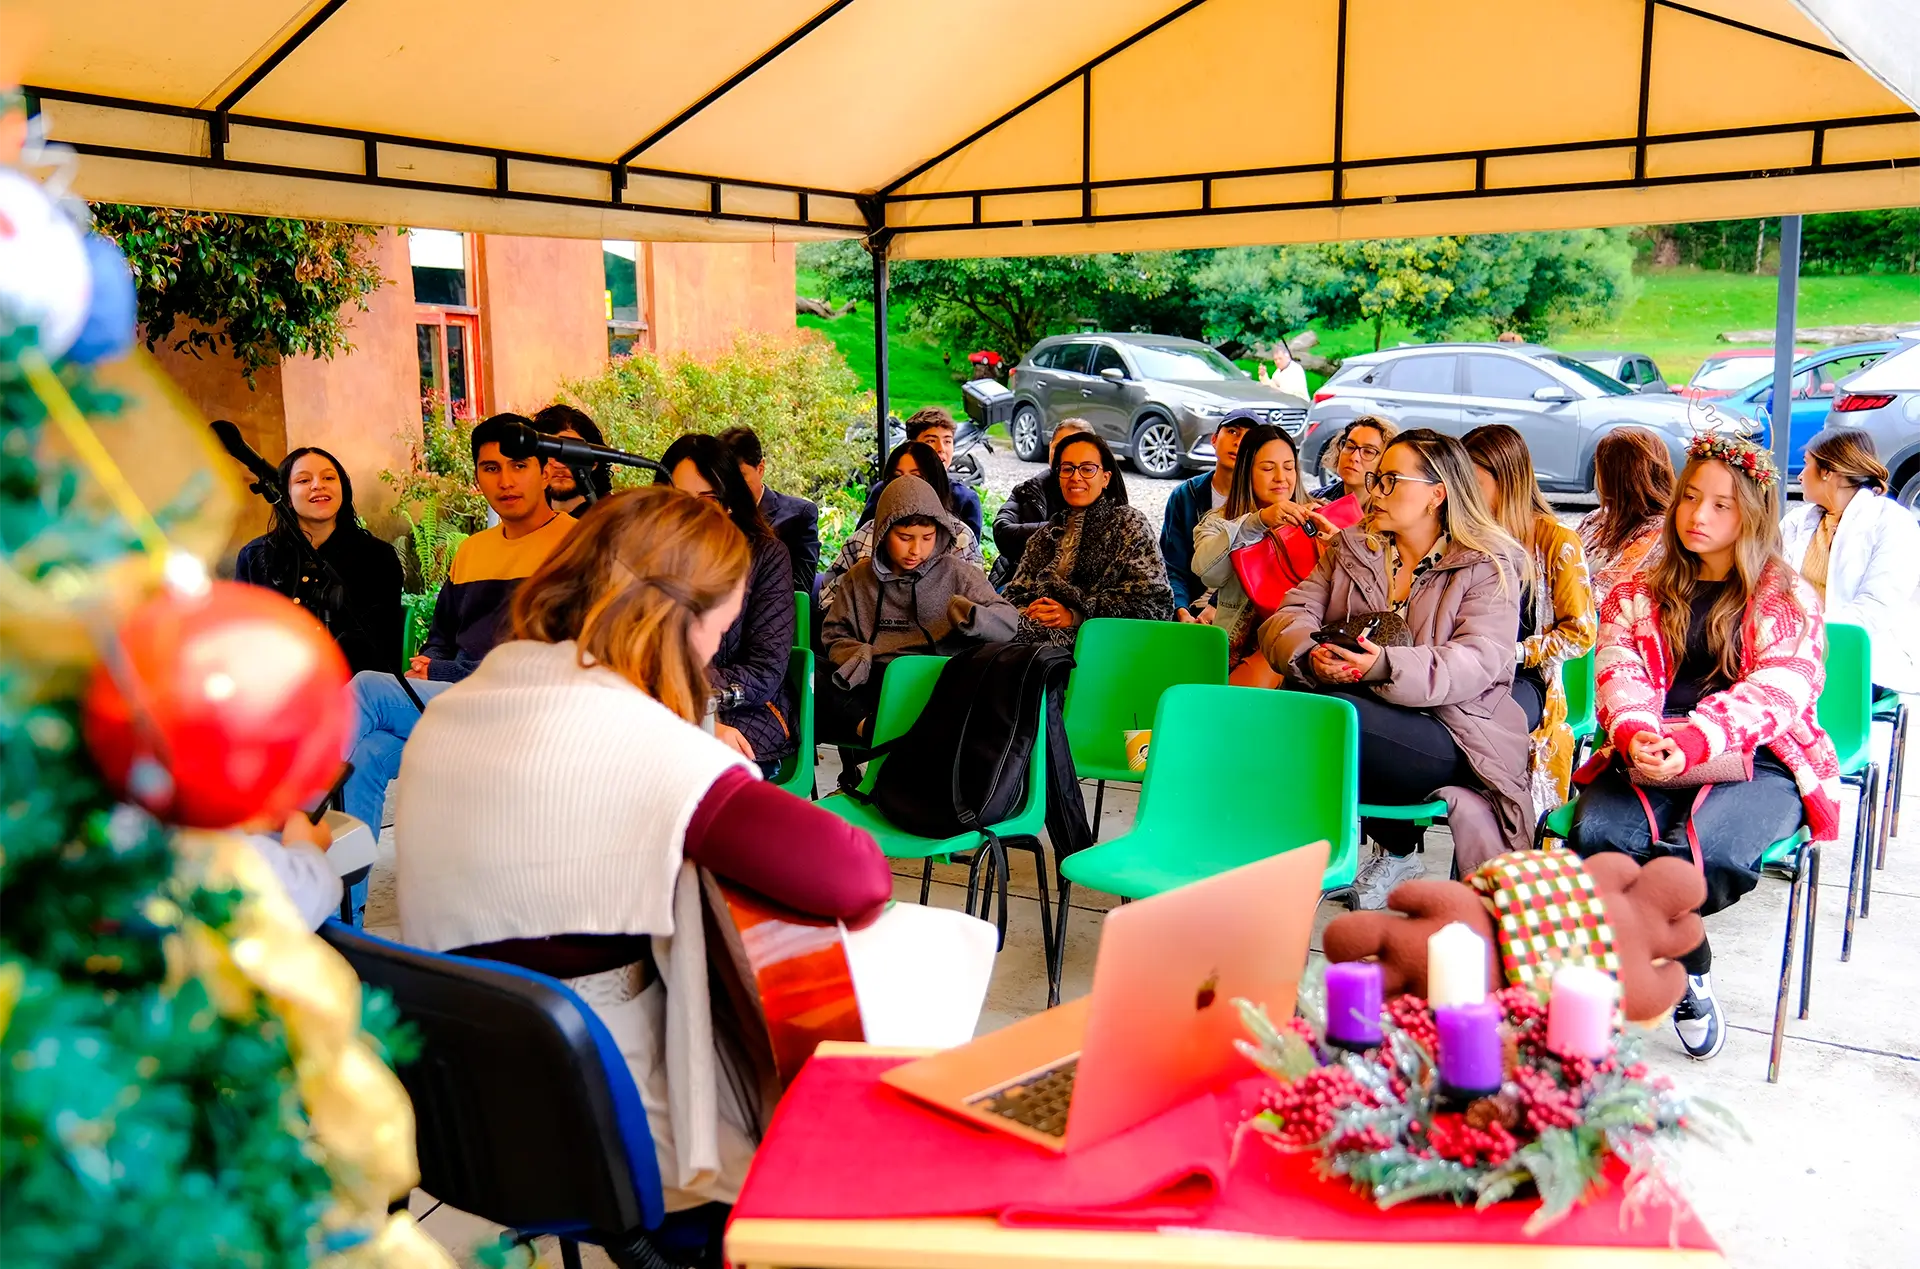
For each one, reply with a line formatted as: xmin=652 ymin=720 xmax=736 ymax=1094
xmin=561 ymin=331 xmax=869 ymax=501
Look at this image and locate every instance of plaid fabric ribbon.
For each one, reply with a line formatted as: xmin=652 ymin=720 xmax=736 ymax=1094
xmin=1465 ymin=847 xmax=1620 ymax=988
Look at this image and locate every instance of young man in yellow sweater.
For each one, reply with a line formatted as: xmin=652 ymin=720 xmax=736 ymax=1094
xmin=338 ymin=413 xmax=576 ymax=864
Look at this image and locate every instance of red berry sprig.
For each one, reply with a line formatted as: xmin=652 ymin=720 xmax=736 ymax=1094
xmin=1260 ymin=1065 xmax=1369 ymax=1147
xmin=1424 ymin=1112 xmax=1520 ymax=1168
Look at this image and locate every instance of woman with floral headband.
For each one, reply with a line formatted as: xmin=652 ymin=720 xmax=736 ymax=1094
xmin=1569 ymin=434 xmax=1841 ymax=1062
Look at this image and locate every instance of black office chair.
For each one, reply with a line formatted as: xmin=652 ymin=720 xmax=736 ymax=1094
xmin=320 ymin=922 xmax=724 ymax=1268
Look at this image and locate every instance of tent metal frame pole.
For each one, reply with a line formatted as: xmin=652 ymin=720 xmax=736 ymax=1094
xmin=871 ymin=240 xmax=891 ymax=476
xmin=1770 ymin=215 xmax=1802 ymax=481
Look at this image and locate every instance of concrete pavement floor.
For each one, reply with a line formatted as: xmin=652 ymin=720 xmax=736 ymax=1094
xmin=368 ymin=727 xmax=1919 ymax=1268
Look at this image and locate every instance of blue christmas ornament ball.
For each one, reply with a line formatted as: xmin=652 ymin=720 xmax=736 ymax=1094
xmin=66 ymin=233 xmax=138 ymax=365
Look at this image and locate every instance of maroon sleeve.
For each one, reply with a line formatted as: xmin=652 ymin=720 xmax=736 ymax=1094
xmin=685 ymin=767 xmax=892 ymax=926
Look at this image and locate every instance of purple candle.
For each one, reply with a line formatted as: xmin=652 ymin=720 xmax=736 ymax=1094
xmin=1324 ymin=961 xmax=1383 ymax=1050
xmin=1435 ymin=1000 xmax=1503 ymax=1098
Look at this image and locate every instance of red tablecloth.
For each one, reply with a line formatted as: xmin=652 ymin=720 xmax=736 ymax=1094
xmin=731 ymin=1055 xmax=1719 ymax=1252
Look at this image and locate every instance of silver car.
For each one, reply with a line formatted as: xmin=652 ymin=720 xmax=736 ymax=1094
xmin=1008 ymin=333 xmax=1309 ymax=478
xmin=1300 ymin=343 xmax=1751 ymax=495
xmin=1824 ymin=339 xmax=1920 ymax=509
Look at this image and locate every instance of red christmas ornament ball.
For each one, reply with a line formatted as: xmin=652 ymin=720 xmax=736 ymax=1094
xmin=83 ymin=581 xmax=352 ymax=828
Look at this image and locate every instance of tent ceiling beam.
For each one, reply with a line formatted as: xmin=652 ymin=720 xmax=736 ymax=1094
xmin=881 ymin=111 xmax=1918 ymax=237
xmin=208 ymin=0 xmax=351 ymax=162
xmin=1654 ymin=0 xmax=1848 ymax=59
xmin=880 ymin=0 xmax=1212 ymax=197
xmin=31 ymin=84 xmax=869 ymax=234
xmin=614 ymin=0 xmax=859 ymax=168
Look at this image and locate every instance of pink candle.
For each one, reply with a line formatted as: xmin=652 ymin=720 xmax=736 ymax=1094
xmin=1546 ymin=965 xmax=1619 ymax=1060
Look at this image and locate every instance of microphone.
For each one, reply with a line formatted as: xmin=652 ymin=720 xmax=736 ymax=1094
xmin=497 ymin=420 xmax=667 ymax=478
xmin=210 ymin=419 xmax=286 ymax=505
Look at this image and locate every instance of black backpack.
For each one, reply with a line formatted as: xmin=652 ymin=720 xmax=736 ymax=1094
xmin=858 ymin=643 xmax=1087 ymax=850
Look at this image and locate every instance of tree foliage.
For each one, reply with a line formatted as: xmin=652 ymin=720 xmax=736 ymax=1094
xmin=801 ymin=229 xmax=1635 ymax=359
xmin=90 ymin=206 xmax=386 ymax=378
xmin=1639 ymin=210 xmax=1920 ymax=274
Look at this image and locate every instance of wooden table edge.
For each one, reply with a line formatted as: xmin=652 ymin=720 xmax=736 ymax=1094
xmin=725 ymin=1217 xmax=1725 ymax=1269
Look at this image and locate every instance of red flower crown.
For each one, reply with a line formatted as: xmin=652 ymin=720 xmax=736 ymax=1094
xmin=1686 ymin=432 xmax=1779 ymax=490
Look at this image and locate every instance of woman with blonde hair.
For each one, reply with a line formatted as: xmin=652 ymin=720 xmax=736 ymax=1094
xmin=1782 ymin=427 xmax=1920 ymax=694
xmin=1261 ymin=429 xmax=1532 ymax=908
xmin=1578 ymin=428 xmax=1673 ymax=611
xmin=1191 ymin=425 xmax=1337 ymax=685
xmin=1571 ymin=436 xmax=1841 ymax=1060
xmin=393 ymin=487 xmax=989 ymax=1213
xmin=1464 ymin=424 xmax=1597 ymax=809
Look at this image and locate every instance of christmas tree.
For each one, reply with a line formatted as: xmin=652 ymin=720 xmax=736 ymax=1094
xmin=0 ymin=108 xmax=449 ymax=1269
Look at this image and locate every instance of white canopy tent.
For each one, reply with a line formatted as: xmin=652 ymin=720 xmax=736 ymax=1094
xmin=14 ymin=0 xmax=1918 ymax=461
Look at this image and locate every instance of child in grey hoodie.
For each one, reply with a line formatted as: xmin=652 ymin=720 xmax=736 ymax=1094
xmin=823 ymin=474 xmax=1017 ymax=739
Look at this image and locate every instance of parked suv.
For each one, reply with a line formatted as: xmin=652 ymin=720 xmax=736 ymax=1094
xmin=1302 ymin=343 xmax=1752 ymax=495
xmin=1822 ymin=339 xmax=1920 ymax=509
xmin=1007 ymin=333 xmax=1309 ymax=478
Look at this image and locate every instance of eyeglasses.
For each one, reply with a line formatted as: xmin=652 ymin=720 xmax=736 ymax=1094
xmin=1363 ymin=470 xmax=1441 ymax=497
xmin=1058 ymin=462 xmax=1106 ymax=480
xmin=1340 ymin=440 xmax=1383 ymax=461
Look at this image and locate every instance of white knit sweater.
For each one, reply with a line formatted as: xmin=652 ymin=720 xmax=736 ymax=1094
xmin=394 ymin=638 xmax=749 ymax=953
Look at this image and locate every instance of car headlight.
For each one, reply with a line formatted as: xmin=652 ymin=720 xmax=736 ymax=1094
xmin=1192 ymin=402 xmax=1230 ymax=418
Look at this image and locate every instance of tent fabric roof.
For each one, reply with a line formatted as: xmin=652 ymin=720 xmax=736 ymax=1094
xmin=17 ymin=0 xmax=1920 ymax=256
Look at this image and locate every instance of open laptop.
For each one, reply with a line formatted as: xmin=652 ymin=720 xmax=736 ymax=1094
xmin=881 ymin=840 xmax=1329 ymax=1153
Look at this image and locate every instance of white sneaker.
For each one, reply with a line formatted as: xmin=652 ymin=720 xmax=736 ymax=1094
xmin=1672 ymin=972 xmax=1726 ymax=1060
xmin=1351 ymin=849 xmax=1427 ymax=911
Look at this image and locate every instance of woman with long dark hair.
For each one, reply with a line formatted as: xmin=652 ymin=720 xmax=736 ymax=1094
xmin=658 ymin=433 xmax=797 ymax=776
xmin=1577 ymin=428 xmax=1673 ymax=612
xmin=236 ymin=446 xmax=403 ymax=674
xmin=1571 ymin=435 xmax=1841 ymax=1059
xmin=1002 ymin=433 xmax=1173 ymax=646
xmin=1464 ymin=424 xmax=1597 ymax=809
xmin=1190 ymin=425 xmax=1334 ymax=685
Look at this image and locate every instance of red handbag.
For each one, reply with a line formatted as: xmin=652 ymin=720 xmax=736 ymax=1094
xmin=1230 ymin=495 xmax=1362 ymax=613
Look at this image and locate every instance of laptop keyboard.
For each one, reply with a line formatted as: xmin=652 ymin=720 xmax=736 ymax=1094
xmin=968 ymin=1059 xmax=1078 ymax=1138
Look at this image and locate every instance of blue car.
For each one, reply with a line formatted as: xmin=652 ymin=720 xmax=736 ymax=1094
xmin=1715 ymin=341 xmax=1903 ymax=476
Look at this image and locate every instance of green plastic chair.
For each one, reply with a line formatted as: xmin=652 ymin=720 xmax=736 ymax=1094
xmin=1536 ymin=799 xmax=1813 ymax=1084
xmin=1062 ymin=619 xmax=1228 ymax=832
xmin=793 ymin=590 xmax=811 ymax=651
xmin=1057 ymin=685 xmax=1362 ymax=1005
xmin=817 ymin=655 xmax=1055 ymax=969
xmin=1564 ymin=648 xmax=1598 ymax=761
xmin=1817 ymin=622 xmax=1881 ymax=957
xmin=770 ymin=647 xmax=816 ymax=800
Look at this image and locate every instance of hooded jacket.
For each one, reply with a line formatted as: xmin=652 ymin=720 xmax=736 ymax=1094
xmin=824 ymin=476 xmax=1017 ymax=688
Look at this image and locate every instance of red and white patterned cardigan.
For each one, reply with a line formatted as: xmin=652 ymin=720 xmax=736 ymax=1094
xmin=1580 ymin=562 xmax=1843 ymax=843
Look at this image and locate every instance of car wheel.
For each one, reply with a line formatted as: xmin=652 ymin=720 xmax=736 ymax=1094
xmin=1010 ymin=405 xmax=1046 ymax=463
xmin=1131 ymin=416 xmax=1183 ymax=479
xmin=1898 ymin=469 xmax=1920 ymax=514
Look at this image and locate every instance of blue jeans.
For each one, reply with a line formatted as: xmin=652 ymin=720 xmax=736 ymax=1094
xmin=343 ymin=671 xmax=451 ymax=829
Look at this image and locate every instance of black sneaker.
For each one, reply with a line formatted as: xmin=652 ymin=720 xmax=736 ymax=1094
xmin=1673 ymin=973 xmax=1726 ymax=1060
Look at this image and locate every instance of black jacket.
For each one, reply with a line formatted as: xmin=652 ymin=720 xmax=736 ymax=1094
xmin=990 ymin=473 xmax=1059 ymax=590
xmin=760 ymin=485 xmax=821 ymax=596
xmin=714 ymin=535 xmax=799 ymax=764
xmin=236 ymin=527 xmax=404 ymax=675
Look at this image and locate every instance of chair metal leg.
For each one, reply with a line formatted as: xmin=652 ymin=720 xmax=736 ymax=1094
xmin=1048 ymin=879 xmax=1074 ymax=1008
xmin=1800 ymin=842 xmax=1820 ymax=1020
xmin=918 ymin=856 xmax=934 ymax=905
xmin=1769 ymin=844 xmax=1808 ymax=1084
xmin=559 ymin=1239 xmax=584 ymax=1269
xmin=1005 ymin=837 xmax=1055 ymax=995
xmin=1882 ymin=701 xmax=1909 ymax=852
xmin=1090 ymin=780 xmax=1106 ymax=841
xmin=1842 ymin=774 xmax=1868 ymax=962
xmin=1860 ymin=765 xmax=1881 ymax=920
